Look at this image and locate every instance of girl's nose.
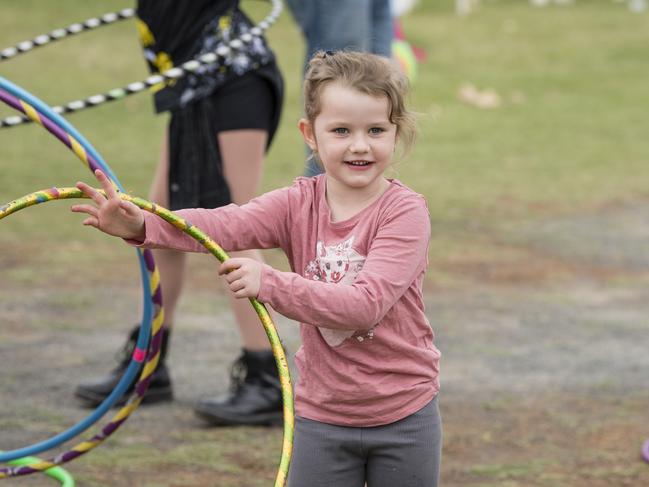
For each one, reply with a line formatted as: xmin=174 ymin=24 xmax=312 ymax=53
xmin=349 ymin=134 xmax=370 ymax=153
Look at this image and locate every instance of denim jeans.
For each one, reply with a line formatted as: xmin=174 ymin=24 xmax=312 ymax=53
xmin=287 ymin=0 xmax=393 ymax=60
xmin=287 ymin=0 xmax=394 ymax=176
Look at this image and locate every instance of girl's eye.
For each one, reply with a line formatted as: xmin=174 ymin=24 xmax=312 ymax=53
xmin=333 ymin=128 xmax=348 ymax=134
xmin=369 ymin=127 xmax=385 ymax=135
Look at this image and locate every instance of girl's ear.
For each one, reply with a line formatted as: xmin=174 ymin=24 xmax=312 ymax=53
xmin=298 ymin=118 xmax=317 ymax=151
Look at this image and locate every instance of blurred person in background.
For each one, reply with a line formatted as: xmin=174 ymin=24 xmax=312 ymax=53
xmin=74 ymin=0 xmax=285 ymax=427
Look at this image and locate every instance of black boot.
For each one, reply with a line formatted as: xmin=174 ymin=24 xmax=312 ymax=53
xmin=74 ymin=325 xmax=173 ymax=407
xmin=194 ymin=349 xmax=283 ymax=426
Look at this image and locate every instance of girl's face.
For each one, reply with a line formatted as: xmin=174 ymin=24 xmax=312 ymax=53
xmin=299 ymin=82 xmax=397 ymax=194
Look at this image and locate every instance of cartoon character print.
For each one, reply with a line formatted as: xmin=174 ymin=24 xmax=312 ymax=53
xmin=304 ymin=237 xmax=373 ymax=347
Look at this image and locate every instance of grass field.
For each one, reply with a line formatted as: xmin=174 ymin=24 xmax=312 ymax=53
xmin=1 ymin=0 xmax=648 ymax=272
xmin=1 ymin=1 xmax=649 ymax=486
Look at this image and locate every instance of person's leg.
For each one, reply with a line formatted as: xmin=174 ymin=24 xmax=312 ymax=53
xmin=301 ymin=0 xmax=393 ymax=58
xmin=286 ymin=0 xmax=315 ymax=49
xmin=312 ymin=0 xmax=371 ymax=56
xmin=370 ymin=0 xmax=394 ymax=57
xmin=365 ymin=396 xmax=442 ymax=487
xmin=304 ymin=152 xmax=324 ymax=178
xmin=193 ymin=128 xmax=283 ymax=426
xmin=288 ymin=416 xmax=366 ymax=487
xmin=218 ymin=129 xmax=270 ymax=351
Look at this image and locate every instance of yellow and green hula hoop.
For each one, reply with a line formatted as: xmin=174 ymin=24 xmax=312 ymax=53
xmin=0 ymin=75 xmax=293 ymax=485
xmin=0 ymin=188 xmax=294 ymax=485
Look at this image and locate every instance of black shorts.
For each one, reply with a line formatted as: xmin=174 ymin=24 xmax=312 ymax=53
xmin=167 ymin=64 xmax=283 ymax=210
xmin=210 ymin=70 xmax=278 ymax=137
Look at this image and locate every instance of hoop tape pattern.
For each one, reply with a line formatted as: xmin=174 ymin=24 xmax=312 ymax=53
xmin=0 ymin=189 xmax=295 ymax=486
xmin=4 ymin=452 xmax=75 ymax=486
xmin=0 ymin=78 xmax=163 ymax=472
xmin=0 ymin=8 xmax=134 ymax=62
xmin=0 ymin=0 xmax=283 ymax=128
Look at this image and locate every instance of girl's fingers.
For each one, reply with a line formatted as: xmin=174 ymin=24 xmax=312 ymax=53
xmin=233 ymin=287 xmax=252 ymax=299
xmin=219 ymin=259 xmax=241 ymax=276
xmin=95 ymin=169 xmax=119 ymax=200
xmin=70 ymin=204 xmax=99 ymax=217
xmin=119 ymin=200 xmax=140 ymax=216
xmin=82 ymin=217 xmax=99 ymax=228
xmin=229 ymin=279 xmax=244 ymax=293
xmin=76 ymin=181 xmax=105 ymax=205
xmin=224 ymin=268 xmax=245 ymax=284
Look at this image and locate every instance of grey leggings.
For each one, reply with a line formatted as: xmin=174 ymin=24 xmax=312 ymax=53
xmin=288 ymin=396 xmax=442 ymax=487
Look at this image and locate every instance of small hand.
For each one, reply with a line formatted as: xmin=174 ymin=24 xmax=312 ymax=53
xmin=70 ymin=169 xmax=145 ymax=241
xmin=219 ymin=258 xmax=262 ymax=299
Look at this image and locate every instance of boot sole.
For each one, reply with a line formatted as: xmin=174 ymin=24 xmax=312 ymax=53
xmin=74 ymin=387 xmax=173 ymax=408
xmin=194 ymin=407 xmax=283 ymax=427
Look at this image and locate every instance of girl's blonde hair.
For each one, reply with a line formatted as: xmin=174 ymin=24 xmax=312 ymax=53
xmin=303 ymin=50 xmax=417 ymax=158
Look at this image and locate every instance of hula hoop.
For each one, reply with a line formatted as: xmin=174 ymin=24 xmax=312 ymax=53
xmin=4 ymin=454 xmax=75 ymax=486
xmin=0 ymin=188 xmax=294 ymax=486
xmin=0 ymin=0 xmax=283 ymax=128
xmin=0 ymin=77 xmax=162 ymax=468
xmin=642 ymin=439 xmax=649 ymax=463
xmin=0 ymin=8 xmax=134 ymax=62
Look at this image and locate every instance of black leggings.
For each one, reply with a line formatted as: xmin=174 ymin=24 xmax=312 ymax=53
xmin=288 ymin=396 xmax=442 ymax=487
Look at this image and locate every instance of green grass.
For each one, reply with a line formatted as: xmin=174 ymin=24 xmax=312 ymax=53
xmin=1 ymin=1 xmax=648 ymax=275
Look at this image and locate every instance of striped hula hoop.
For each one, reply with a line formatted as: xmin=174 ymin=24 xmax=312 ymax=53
xmin=0 ymin=8 xmax=134 ymax=62
xmin=0 ymin=78 xmax=163 ymax=470
xmin=0 ymin=0 xmax=283 ymax=129
xmin=0 ymin=188 xmax=295 ymax=486
xmin=4 ymin=452 xmax=75 ymax=486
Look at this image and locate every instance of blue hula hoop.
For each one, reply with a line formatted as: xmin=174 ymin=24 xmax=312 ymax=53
xmin=0 ymin=75 xmax=155 ymax=462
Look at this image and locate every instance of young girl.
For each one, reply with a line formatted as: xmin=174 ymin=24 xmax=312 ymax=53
xmin=72 ymin=51 xmax=442 ymax=486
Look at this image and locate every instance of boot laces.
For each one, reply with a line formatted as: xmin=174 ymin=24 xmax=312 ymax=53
xmin=228 ymin=355 xmax=247 ymax=393
xmin=113 ymin=332 xmax=138 ymax=372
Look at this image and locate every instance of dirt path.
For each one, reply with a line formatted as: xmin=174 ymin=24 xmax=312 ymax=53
xmin=1 ymin=202 xmax=648 ymax=486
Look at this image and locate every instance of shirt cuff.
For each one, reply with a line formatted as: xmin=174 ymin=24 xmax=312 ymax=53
xmin=257 ymin=263 xmax=277 ymax=304
xmin=122 ymin=214 xmax=151 ymax=247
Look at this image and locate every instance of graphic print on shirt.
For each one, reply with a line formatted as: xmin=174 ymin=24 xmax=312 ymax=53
xmin=304 ymin=236 xmax=373 ymax=347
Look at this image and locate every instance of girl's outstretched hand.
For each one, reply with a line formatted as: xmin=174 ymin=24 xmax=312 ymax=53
xmin=71 ymin=169 xmax=145 ymax=241
xmin=219 ymin=258 xmax=262 ymax=299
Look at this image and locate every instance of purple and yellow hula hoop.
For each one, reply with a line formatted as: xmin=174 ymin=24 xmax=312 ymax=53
xmin=1 ymin=0 xmax=293 ymax=479
xmin=0 ymin=78 xmax=293 ymax=484
xmin=0 ymin=188 xmax=294 ymax=485
xmin=0 ymin=79 xmax=164 ymax=476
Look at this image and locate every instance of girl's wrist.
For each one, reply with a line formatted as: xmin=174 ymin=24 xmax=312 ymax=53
xmin=128 ymin=221 xmax=146 ymax=243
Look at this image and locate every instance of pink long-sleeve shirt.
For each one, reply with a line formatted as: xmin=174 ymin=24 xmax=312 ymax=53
xmin=133 ymin=175 xmax=440 ymax=427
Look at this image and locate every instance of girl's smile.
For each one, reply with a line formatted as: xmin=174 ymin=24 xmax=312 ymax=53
xmin=345 ymin=160 xmax=373 ymax=168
